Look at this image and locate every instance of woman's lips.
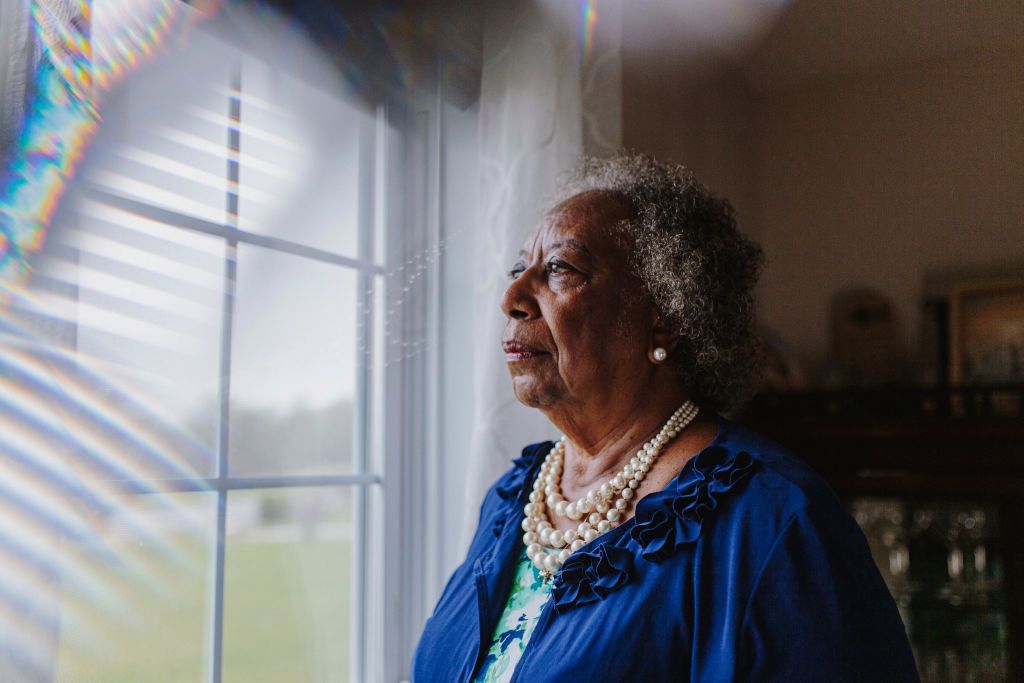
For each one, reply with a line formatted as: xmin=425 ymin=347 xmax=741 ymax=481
xmin=502 ymin=341 xmax=549 ymax=362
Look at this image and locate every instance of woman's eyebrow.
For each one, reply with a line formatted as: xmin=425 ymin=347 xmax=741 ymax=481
xmin=549 ymin=239 xmax=591 ymax=256
xmin=519 ymin=239 xmax=592 ymax=261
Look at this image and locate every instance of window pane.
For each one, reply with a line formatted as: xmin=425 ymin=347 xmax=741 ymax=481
xmin=8 ymin=197 xmax=225 ymax=480
xmin=223 ymin=487 xmax=354 ymax=683
xmin=53 ymin=492 xmax=215 ymax=682
xmin=84 ymin=25 xmax=235 ymax=226
xmin=229 ymin=245 xmax=357 ymax=475
xmin=236 ymin=56 xmax=368 ymax=256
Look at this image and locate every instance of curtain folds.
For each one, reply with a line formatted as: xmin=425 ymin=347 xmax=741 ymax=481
xmin=0 ymin=0 xmax=33 ymax=170
xmin=463 ymin=0 xmax=622 ymax=544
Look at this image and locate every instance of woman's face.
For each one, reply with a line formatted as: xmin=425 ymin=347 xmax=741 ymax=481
xmin=501 ymin=191 xmax=658 ymax=411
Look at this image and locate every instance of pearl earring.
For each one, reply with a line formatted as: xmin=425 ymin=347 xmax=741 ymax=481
xmin=653 ymin=347 xmax=668 ymax=362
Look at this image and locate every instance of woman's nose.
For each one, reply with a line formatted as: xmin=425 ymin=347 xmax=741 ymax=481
xmin=500 ymin=269 xmax=540 ymax=320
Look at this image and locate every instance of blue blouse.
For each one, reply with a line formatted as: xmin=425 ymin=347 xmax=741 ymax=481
xmin=413 ymin=416 xmax=919 ymax=682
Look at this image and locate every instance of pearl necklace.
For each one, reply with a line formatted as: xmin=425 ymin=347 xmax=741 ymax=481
xmin=521 ymin=401 xmax=699 ymax=578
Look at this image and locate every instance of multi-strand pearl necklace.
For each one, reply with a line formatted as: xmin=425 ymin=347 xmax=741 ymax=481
xmin=521 ymin=401 xmax=699 ymax=577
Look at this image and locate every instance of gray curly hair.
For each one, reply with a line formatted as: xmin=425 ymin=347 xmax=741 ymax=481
xmin=555 ymin=153 xmax=764 ymax=413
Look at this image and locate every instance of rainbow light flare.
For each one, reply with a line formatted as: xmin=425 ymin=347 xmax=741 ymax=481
xmin=0 ymin=308 xmax=216 ymax=674
xmin=30 ymin=0 xmax=95 ymax=110
xmin=0 ymin=0 xmax=222 ymax=674
xmin=0 ymin=0 xmax=196 ymax=292
xmin=0 ymin=60 xmax=95 ymax=284
xmin=91 ymin=0 xmax=176 ymax=91
xmin=580 ymin=0 xmax=598 ymax=65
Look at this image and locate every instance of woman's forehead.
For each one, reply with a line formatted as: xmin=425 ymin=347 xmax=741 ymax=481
xmin=522 ymin=191 xmax=633 ymax=256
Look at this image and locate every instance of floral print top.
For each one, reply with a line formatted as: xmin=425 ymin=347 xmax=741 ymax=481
xmin=474 ymin=548 xmax=552 ymax=682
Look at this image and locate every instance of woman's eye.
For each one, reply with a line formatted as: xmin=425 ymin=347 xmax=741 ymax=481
xmin=546 ymin=260 xmax=570 ymax=275
xmin=507 ymin=260 xmax=573 ymax=280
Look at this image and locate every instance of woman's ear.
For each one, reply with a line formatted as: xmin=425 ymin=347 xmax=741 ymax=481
xmin=648 ymin=316 xmax=678 ymax=364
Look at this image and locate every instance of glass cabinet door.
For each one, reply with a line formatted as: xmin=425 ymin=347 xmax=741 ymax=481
xmin=852 ymin=499 xmax=1008 ymax=681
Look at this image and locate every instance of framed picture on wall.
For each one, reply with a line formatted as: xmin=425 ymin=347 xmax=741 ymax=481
xmin=949 ymin=277 xmax=1024 ymax=385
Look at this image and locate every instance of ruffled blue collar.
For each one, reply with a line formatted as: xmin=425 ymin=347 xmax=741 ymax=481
xmin=494 ymin=417 xmax=758 ymax=613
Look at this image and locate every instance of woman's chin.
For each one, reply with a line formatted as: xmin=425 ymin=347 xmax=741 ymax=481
xmin=510 ymin=376 xmax=563 ymax=409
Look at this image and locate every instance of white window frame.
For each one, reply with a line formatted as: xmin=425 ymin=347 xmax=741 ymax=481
xmin=369 ymin=84 xmax=446 ymax=683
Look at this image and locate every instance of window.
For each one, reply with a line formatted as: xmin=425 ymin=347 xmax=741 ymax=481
xmin=2 ymin=5 xmax=432 ymax=681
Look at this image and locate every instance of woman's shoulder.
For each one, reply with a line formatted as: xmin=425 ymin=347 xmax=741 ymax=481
xmin=702 ymin=417 xmax=878 ymax=582
xmin=713 ymin=416 xmax=848 ymax=520
xmin=714 ymin=421 xmax=917 ymax=678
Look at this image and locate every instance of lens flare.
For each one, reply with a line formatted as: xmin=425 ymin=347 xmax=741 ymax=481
xmin=580 ymin=0 xmax=598 ymax=64
xmin=0 ymin=0 xmax=220 ymax=674
xmin=0 ymin=0 xmax=207 ymax=293
xmin=0 ymin=302 xmax=215 ymax=672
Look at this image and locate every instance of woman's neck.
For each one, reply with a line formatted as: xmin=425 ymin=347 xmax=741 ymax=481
xmin=541 ymin=383 xmax=692 ymax=491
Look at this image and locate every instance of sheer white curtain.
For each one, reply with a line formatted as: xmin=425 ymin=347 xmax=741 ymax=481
xmin=463 ymin=0 xmax=622 ymax=543
xmin=0 ymin=0 xmax=31 ymax=166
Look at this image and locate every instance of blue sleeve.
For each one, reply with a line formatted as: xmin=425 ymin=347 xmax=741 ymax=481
xmin=738 ymin=504 xmax=920 ymax=682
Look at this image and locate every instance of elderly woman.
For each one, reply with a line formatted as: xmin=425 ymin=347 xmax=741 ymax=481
xmin=412 ymin=154 xmax=918 ymax=681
